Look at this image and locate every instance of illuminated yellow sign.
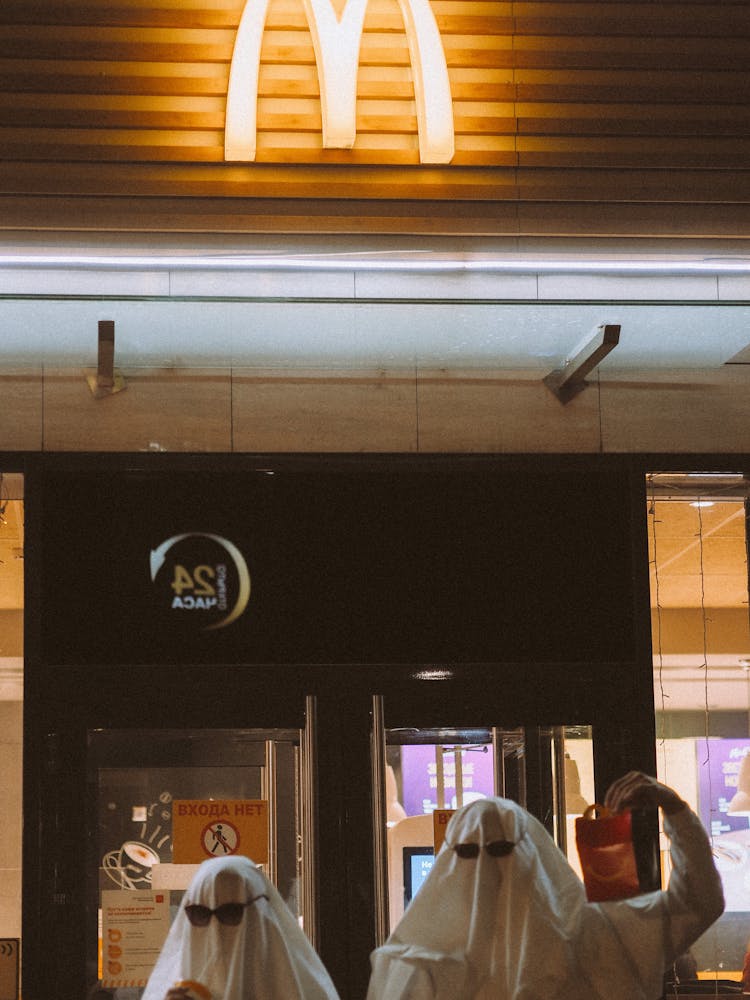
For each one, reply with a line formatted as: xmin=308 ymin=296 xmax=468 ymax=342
xmin=172 ymin=800 xmax=269 ymax=865
xmin=225 ymin=0 xmax=455 ymax=164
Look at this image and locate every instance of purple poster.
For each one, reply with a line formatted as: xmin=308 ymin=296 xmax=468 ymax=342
xmin=697 ymin=738 xmax=750 ymax=913
xmin=698 ymin=737 xmax=750 ymax=836
xmin=400 ymin=743 xmax=495 ymax=816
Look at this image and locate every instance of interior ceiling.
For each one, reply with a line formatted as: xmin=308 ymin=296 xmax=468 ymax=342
xmin=648 ymin=489 xmax=750 ymax=711
xmin=648 ymin=500 xmax=748 ymax=610
xmin=0 ymin=473 xmax=24 ymax=614
xmin=0 ymin=499 xmax=23 ymax=613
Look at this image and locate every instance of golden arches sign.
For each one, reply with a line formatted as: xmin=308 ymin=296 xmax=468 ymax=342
xmin=225 ymin=0 xmax=455 ymax=164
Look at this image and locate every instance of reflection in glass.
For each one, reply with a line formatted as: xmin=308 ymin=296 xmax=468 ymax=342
xmin=88 ymin=729 xmax=304 ymax=998
xmin=647 ymin=480 xmax=750 ymax=985
xmin=379 ymin=725 xmax=593 ymax=932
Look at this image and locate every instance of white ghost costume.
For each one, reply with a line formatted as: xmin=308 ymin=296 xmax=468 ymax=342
xmin=143 ymin=856 xmax=340 ymax=1000
xmin=367 ymin=797 xmax=723 ymax=1000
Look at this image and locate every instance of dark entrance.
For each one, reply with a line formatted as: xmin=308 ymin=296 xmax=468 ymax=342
xmin=23 ymin=454 xmax=655 ymax=999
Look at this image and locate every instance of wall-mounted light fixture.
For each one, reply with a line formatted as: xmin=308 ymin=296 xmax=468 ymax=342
xmin=86 ymin=319 xmax=126 ymax=399
xmin=543 ymin=324 xmax=620 ymax=405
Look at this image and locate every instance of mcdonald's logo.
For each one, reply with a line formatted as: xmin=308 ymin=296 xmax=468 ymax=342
xmin=225 ymin=0 xmax=455 ymax=164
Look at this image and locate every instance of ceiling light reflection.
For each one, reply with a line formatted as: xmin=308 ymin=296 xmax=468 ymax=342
xmin=413 ymin=668 xmax=454 ymax=681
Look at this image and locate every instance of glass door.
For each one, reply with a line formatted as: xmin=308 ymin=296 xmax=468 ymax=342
xmin=85 ymin=725 xmax=315 ymax=997
xmin=370 ymin=703 xmax=595 ymax=939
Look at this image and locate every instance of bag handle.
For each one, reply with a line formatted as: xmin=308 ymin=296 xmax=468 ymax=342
xmin=581 ymin=803 xmax=612 ymax=820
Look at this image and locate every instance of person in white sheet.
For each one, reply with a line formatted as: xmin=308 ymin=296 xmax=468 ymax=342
xmin=367 ymin=771 xmax=724 ymax=1000
xmin=143 ymin=855 xmax=340 ymax=1000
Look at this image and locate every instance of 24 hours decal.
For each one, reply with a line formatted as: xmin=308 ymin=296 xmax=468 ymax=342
xmin=149 ymin=533 xmax=251 ymax=630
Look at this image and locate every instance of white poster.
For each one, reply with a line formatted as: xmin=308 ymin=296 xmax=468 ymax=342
xmin=101 ymin=889 xmax=170 ymax=988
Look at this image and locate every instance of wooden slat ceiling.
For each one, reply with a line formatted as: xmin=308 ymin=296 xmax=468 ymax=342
xmin=648 ymin=502 xmax=749 ymax=611
xmin=0 ymin=500 xmax=23 ymax=613
xmin=0 ymin=1 xmax=749 ymax=232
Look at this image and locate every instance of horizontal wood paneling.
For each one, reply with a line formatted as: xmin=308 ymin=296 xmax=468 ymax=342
xmin=0 ymin=1 xmax=748 ymax=234
xmin=5 ymin=193 xmax=748 ymax=238
xmin=1 ymin=161 xmax=743 ymax=202
xmin=515 ymin=69 xmax=750 ymax=105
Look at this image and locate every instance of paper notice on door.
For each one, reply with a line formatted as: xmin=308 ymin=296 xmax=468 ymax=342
xmin=101 ymin=889 xmax=171 ymax=988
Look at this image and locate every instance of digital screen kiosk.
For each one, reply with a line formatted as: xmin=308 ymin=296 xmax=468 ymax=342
xmin=402 ymin=846 xmax=435 ymax=905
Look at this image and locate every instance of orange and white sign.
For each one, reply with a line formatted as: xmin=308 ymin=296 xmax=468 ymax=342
xmin=172 ymin=800 xmax=269 ymax=865
xmin=101 ymin=889 xmax=171 ymax=988
xmin=432 ymin=809 xmax=455 ymax=853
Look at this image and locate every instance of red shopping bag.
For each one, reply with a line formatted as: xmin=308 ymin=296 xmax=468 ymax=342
xmin=575 ymin=803 xmax=641 ymax=902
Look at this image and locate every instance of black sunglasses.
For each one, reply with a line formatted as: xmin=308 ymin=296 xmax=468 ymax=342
xmin=452 ymin=840 xmax=515 ymax=859
xmin=185 ymin=895 xmax=268 ymax=927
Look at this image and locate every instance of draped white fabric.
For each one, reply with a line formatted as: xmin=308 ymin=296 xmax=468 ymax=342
xmin=143 ymin=856 xmax=339 ymax=1000
xmin=367 ymin=797 xmax=723 ymax=1000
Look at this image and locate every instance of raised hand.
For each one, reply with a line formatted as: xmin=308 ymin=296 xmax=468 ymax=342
xmin=604 ymin=770 xmax=686 ymax=816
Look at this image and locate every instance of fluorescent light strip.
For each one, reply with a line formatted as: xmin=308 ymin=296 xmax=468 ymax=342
xmin=0 ymin=254 xmax=750 ymax=274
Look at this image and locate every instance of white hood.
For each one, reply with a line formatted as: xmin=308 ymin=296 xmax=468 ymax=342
xmin=143 ymin=856 xmax=339 ymax=1000
xmin=367 ymin=796 xmax=699 ymax=1000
